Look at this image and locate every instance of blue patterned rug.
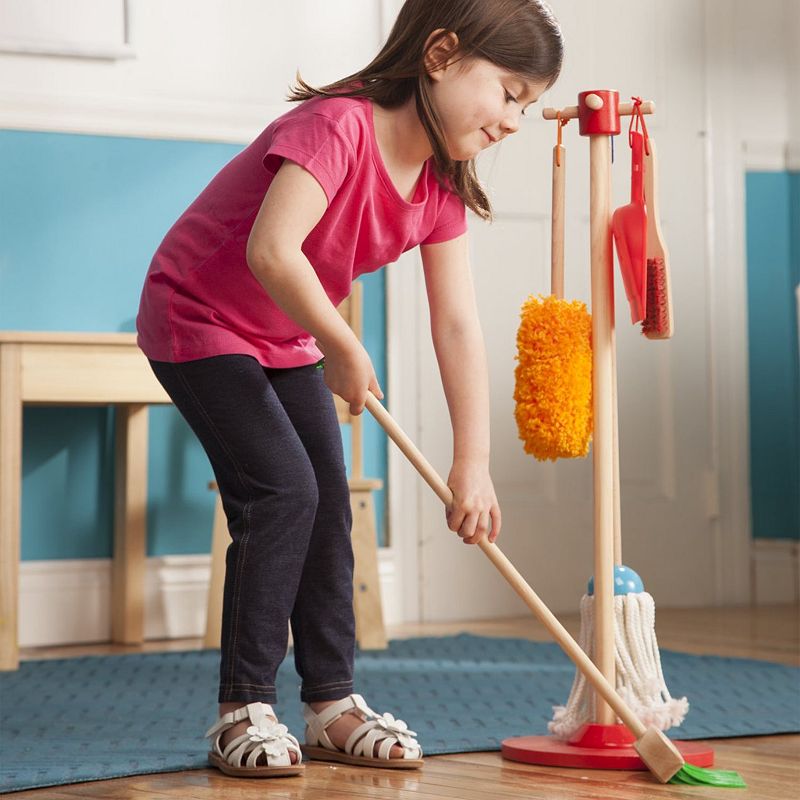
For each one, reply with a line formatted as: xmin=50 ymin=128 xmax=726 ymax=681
xmin=1 ymin=634 xmax=798 ymax=793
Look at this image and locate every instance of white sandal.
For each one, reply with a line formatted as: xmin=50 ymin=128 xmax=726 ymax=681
xmin=204 ymin=702 xmax=304 ymax=777
xmin=301 ymin=693 xmax=423 ymax=769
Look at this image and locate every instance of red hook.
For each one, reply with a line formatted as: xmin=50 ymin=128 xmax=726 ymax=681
xmin=628 ymin=96 xmax=650 ymax=155
xmin=556 ymin=111 xmax=569 ymax=166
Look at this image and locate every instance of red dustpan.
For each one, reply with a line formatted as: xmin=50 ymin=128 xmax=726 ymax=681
xmin=612 ymin=130 xmax=647 ymax=323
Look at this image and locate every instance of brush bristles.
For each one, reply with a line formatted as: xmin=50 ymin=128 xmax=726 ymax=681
xmin=642 ymin=257 xmax=670 ymax=339
xmin=669 ymin=762 xmax=747 ymax=788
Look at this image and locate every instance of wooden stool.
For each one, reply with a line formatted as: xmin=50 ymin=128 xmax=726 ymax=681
xmin=203 ymin=283 xmax=387 ymax=650
xmin=204 ymin=475 xmax=387 ymax=651
xmin=347 ymin=477 xmax=387 ymax=650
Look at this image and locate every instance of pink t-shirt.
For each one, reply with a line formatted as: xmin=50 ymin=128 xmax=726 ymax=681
xmin=136 ymin=92 xmax=468 ymax=367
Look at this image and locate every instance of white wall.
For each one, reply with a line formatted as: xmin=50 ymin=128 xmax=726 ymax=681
xmin=0 ymin=0 xmax=386 ymax=141
xmin=1 ymin=0 xmax=795 ymax=628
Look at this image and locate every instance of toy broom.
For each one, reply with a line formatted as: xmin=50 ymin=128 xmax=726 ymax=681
xmin=364 ymin=392 xmax=745 ymax=787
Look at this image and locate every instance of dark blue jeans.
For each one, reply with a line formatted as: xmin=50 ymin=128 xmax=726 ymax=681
xmin=149 ymin=355 xmax=355 ymax=704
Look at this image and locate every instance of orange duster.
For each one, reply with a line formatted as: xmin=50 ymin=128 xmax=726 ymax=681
xmin=514 ymin=294 xmax=592 ymax=461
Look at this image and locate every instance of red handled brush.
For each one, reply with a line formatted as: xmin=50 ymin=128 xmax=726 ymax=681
xmin=612 ymin=129 xmax=647 ymax=324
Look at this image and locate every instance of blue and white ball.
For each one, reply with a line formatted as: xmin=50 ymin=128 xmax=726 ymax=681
xmin=587 ymin=564 xmax=644 ymax=596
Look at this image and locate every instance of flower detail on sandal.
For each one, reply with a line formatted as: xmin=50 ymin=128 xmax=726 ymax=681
xmin=245 ymin=720 xmax=291 ymax=758
xmin=205 ymin=702 xmax=304 ymax=778
xmin=301 ymin=693 xmax=423 ymax=769
xmin=371 ymin=712 xmax=418 ymax=750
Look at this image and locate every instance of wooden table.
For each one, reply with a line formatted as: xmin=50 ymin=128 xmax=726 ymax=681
xmin=0 ymin=332 xmax=171 ymax=670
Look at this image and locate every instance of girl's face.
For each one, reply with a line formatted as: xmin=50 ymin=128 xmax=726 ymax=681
xmin=428 ymin=55 xmax=549 ymax=161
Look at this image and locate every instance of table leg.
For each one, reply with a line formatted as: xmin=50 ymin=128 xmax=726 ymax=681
xmin=112 ymin=403 xmax=148 ymax=644
xmin=0 ymin=345 xmax=22 ymax=670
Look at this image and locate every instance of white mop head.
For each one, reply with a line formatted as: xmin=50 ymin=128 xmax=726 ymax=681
xmin=549 ymin=592 xmax=689 ymax=740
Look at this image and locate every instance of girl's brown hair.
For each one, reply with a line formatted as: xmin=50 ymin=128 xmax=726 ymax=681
xmin=286 ymin=0 xmax=563 ymax=221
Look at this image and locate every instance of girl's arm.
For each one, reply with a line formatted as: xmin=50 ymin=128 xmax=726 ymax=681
xmin=247 ymin=160 xmax=382 ymax=414
xmin=420 ymin=232 xmax=502 ymax=544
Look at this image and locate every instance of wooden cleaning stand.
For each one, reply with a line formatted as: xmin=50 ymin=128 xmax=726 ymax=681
xmin=501 ymin=90 xmax=712 ymax=769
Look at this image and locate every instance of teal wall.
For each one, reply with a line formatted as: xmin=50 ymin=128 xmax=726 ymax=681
xmin=745 ymin=171 xmax=800 ymax=540
xmin=0 ymin=129 xmax=387 ymax=560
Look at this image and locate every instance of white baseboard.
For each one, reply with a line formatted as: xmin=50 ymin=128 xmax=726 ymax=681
xmin=751 ymin=539 xmax=800 ymax=605
xmin=19 ymin=550 xmax=401 ymax=648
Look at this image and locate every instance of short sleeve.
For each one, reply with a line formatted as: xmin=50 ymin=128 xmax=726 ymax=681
xmin=421 ymin=188 xmax=468 ymax=245
xmin=263 ymin=112 xmax=356 ymax=205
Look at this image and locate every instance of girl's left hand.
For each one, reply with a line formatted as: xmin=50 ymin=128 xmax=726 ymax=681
xmin=445 ymin=461 xmax=502 ymax=545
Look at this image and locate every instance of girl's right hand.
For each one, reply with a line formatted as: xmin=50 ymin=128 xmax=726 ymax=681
xmin=319 ymin=339 xmax=383 ymax=415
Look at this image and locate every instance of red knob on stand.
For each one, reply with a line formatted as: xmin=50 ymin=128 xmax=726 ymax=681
xmin=577 ymin=89 xmax=621 ymax=136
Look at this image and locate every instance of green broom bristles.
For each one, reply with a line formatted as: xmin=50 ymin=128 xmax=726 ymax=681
xmin=668 ymin=762 xmax=747 ymax=788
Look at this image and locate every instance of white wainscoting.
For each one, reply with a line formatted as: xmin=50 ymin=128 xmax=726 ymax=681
xmin=19 ymin=550 xmax=400 ymax=648
xmin=751 ymin=540 xmax=800 ymax=605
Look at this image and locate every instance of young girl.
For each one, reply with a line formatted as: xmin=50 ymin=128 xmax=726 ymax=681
xmin=136 ymin=0 xmax=562 ymax=779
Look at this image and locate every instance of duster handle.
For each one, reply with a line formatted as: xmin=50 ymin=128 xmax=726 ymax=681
xmin=551 ymin=144 xmax=566 ymax=299
xmin=364 ymin=392 xmax=647 ymax=739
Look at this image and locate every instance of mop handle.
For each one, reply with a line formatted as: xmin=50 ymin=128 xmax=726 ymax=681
xmin=364 ymin=392 xmax=647 ymax=739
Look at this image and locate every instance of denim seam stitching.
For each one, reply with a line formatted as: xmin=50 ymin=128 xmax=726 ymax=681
xmin=222 ymin=682 xmax=277 ymax=690
xmin=303 ymin=680 xmax=354 ymax=690
xmin=227 ymin=498 xmax=253 ymax=692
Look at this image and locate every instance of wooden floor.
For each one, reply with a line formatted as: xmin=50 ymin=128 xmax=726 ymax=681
xmin=11 ymin=604 xmax=800 ymax=799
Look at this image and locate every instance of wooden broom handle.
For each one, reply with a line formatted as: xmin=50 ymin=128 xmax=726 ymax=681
xmin=364 ymin=392 xmax=647 ymax=738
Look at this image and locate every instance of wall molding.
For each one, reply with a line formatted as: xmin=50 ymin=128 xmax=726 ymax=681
xmin=703 ymin=0 xmax=755 ymax=605
xmin=788 ymin=141 xmax=800 ymax=171
xmin=0 ymin=89 xmax=286 ymax=143
xmin=19 ymin=551 xmax=400 ymax=648
xmin=386 ymin=249 xmax=423 ymax=624
xmin=0 ymin=39 xmax=135 ymax=60
xmin=0 ymin=0 xmax=132 ymax=61
xmin=743 ymin=139 xmax=800 ymax=172
xmin=750 ymin=539 xmax=800 ymax=605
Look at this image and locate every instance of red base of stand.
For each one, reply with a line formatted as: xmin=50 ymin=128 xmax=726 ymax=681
xmin=502 ymin=724 xmax=715 ymax=770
